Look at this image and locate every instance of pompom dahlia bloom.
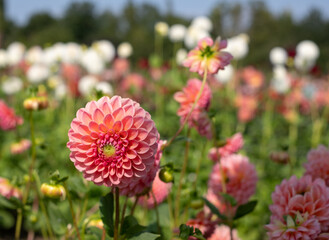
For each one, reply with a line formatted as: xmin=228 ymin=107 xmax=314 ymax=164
xmin=67 ymin=96 xmax=159 ymax=196
xmin=183 ymin=37 xmax=233 ymax=75
xmin=208 ymin=154 xmax=257 ymax=216
xmin=208 ymin=133 xmax=244 ymax=161
xmin=208 ymin=225 xmax=240 ymax=240
xmin=265 ymin=175 xmax=329 ymax=239
xmin=174 ymin=79 xmax=212 ymax=139
xmin=0 ymin=177 xmax=22 ymax=199
xmin=10 ymin=139 xmax=31 ymax=155
xmin=304 ymin=145 xmax=329 ymax=186
xmin=0 ymin=100 xmax=23 ymax=131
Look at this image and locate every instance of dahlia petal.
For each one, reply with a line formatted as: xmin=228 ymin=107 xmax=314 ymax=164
xmin=85 ymin=101 xmax=98 ymax=113
xmin=136 ymin=129 xmax=149 ymax=141
xmin=128 ymin=129 xmax=139 ymax=140
xmin=104 ymin=114 xmax=115 ymax=129
xmin=136 ymin=141 xmax=149 ymax=154
xmin=116 ymin=168 xmax=124 ymax=178
xmin=98 ymin=123 xmax=108 ymax=133
xmin=123 ymin=161 xmax=132 ymax=169
xmin=133 ymin=116 xmax=144 ymax=128
xmin=89 ymin=121 xmax=100 ymax=132
xmin=124 ymin=169 xmax=133 ymax=177
xmin=113 ymin=121 xmax=123 ymax=132
xmin=122 ymin=116 xmax=133 ymax=130
xmin=78 ymin=124 xmax=91 ymax=135
xmin=93 ymin=109 xmax=104 ymax=124
xmin=110 ymin=96 xmax=122 ymax=110
xmin=112 ymin=108 xmax=125 ymax=121
xmin=126 ymin=149 xmax=138 ymax=159
xmin=123 ymin=104 xmax=135 ymax=116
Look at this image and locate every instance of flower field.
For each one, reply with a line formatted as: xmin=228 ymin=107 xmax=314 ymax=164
xmin=1 ymin=11 xmax=329 ymax=240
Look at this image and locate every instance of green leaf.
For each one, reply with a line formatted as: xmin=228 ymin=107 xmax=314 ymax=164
xmin=234 ymin=200 xmax=258 ymax=220
xmin=128 ymin=232 xmax=160 ymax=240
xmin=179 ymin=224 xmax=192 ymax=240
xmin=202 ymin=197 xmax=227 ymax=220
xmin=220 ymin=193 xmax=237 ymax=207
xmin=121 ymin=215 xmax=146 ymax=237
xmin=0 ymin=196 xmax=19 ymax=209
xmin=100 ymin=192 xmax=114 ymax=237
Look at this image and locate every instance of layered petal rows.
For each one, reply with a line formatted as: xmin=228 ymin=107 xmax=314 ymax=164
xmin=67 ymin=96 xmax=159 ymax=196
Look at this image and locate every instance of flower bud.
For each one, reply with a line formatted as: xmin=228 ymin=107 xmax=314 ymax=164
xmin=41 ymin=183 xmax=66 ymax=200
xmin=159 ymin=168 xmax=174 ymax=183
xmin=23 ymin=96 xmax=48 ymax=111
xmin=87 ymin=219 xmax=104 ymax=230
xmin=190 ymin=199 xmax=204 ymax=210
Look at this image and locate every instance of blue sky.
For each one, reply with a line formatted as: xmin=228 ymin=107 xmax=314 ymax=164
xmin=6 ymin=0 xmax=329 ymax=25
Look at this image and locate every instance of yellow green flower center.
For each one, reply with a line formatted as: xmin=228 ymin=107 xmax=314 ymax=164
xmin=103 ymin=144 xmax=116 ymax=158
xmin=201 ymin=46 xmax=215 ymax=58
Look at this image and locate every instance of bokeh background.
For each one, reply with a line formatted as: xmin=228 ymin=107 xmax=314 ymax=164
xmin=1 ymin=0 xmax=329 ymax=72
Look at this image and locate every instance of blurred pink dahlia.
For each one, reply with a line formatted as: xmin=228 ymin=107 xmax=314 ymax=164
xmin=10 ymin=139 xmax=31 ymax=155
xmin=183 ymin=37 xmax=233 ymax=75
xmin=208 ymin=154 xmax=257 ymax=206
xmin=186 ymin=211 xmax=216 ymax=239
xmin=174 ymin=79 xmax=212 ymax=139
xmin=0 ymin=100 xmax=23 ymax=131
xmin=208 ymin=225 xmax=240 ymax=240
xmin=138 ymin=170 xmax=172 ymax=208
xmin=304 ymin=145 xmax=329 ymax=186
xmin=208 ymin=133 xmax=244 ymax=161
xmin=265 ymin=175 xmax=329 ymax=239
xmin=67 ymin=96 xmax=159 ymax=196
xmin=0 ymin=177 xmax=22 ymax=199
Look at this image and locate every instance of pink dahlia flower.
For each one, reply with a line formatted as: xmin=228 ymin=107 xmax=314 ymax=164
xmin=265 ymin=175 xmax=329 ymax=239
xmin=0 ymin=100 xmax=23 ymax=131
xmin=208 ymin=225 xmax=240 ymax=240
xmin=138 ymin=170 xmax=172 ymax=208
xmin=208 ymin=154 xmax=257 ymax=206
xmin=186 ymin=211 xmax=216 ymax=239
xmin=241 ymin=66 xmax=264 ymax=90
xmin=304 ymin=145 xmax=329 ymax=186
xmin=208 ymin=133 xmax=244 ymax=161
xmin=0 ymin=177 xmax=22 ymax=199
xmin=67 ymin=96 xmax=159 ymax=196
xmin=174 ymin=79 xmax=212 ymax=139
xmin=183 ymin=37 xmax=233 ymax=75
xmin=10 ymin=139 xmax=31 ymax=155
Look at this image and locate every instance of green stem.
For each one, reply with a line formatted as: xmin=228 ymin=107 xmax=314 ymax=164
xmin=114 ymin=188 xmax=120 ymax=240
xmin=174 ymin=128 xmax=191 ymax=227
xmin=15 ymin=111 xmax=37 ymax=240
xmin=288 ymin=122 xmax=298 ymax=175
xmin=64 ymin=182 xmax=81 ymax=240
xmin=193 ymin=141 xmax=207 ymax=192
xmin=119 ymin=197 xmax=128 ymax=235
xmin=130 ymin=196 xmax=139 ymax=215
xmin=165 ymin=68 xmax=208 ymax=149
xmin=33 ymin=172 xmax=55 ymax=239
xmin=151 ymin=190 xmax=160 ymax=233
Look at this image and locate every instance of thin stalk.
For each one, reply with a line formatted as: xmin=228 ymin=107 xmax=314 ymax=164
xmin=174 ymin=128 xmax=191 ymax=226
xmin=230 ymin=226 xmax=233 ymax=240
xmin=119 ymin=196 xmax=128 ymax=235
xmin=64 ymin=182 xmax=81 ymax=240
xmin=33 ymin=172 xmax=55 ymax=239
xmin=130 ymin=196 xmax=140 ymax=215
xmin=165 ymin=68 xmax=208 ymax=149
xmin=151 ymin=190 xmax=160 ymax=233
xmin=114 ymin=188 xmax=120 ymax=240
xmin=288 ymin=122 xmax=298 ymax=175
xmin=193 ymin=141 xmax=207 ymax=192
xmin=15 ymin=111 xmax=37 ymax=240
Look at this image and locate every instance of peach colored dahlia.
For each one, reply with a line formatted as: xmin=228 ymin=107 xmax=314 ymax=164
xmin=0 ymin=177 xmax=22 ymax=199
xmin=208 ymin=154 xmax=257 ymax=206
xmin=304 ymin=145 xmax=329 ymax=186
xmin=10 ymin=139 xmax=31 ymax=155
xmin=183 ymin=37 xmax=233 ymax=75
xmin=208 ymin=133 xmax=244 ymax=161
xmin=208 ymin=225 xmax=240 ymax=240
xmin=265 ymin=175 xmax=329 ymax=239
xmin=0 ymin=100 xmax=23 ymax=131
xmin=67 ymin=96 xmax=159 ymax=196
xmin=174 ymin=79 xmax=212 ymax=138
